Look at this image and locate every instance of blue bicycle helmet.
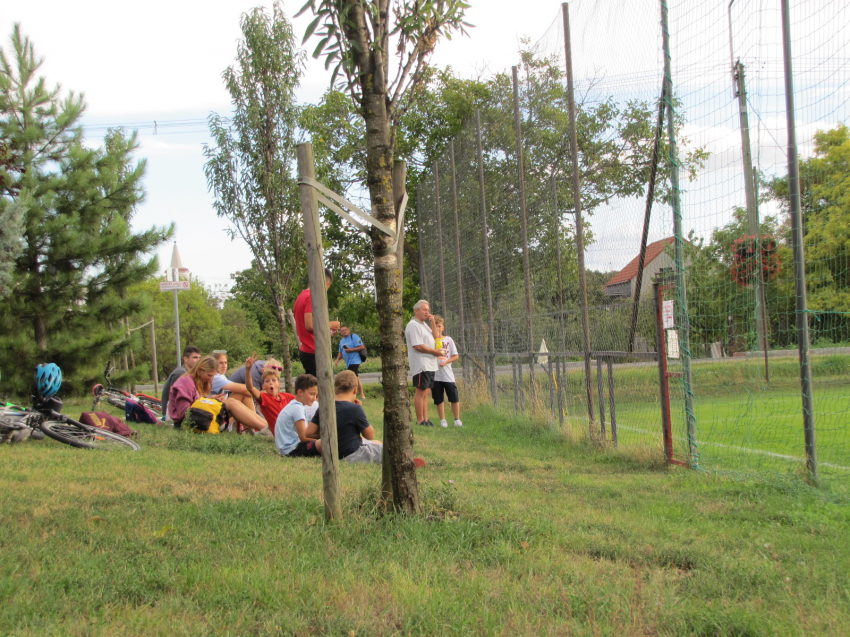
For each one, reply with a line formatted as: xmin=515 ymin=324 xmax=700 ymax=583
xmin=35 ymin=363 xmax=63 ymax=398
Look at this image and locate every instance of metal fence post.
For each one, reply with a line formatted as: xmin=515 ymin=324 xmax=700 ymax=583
xmin=781 ymin=0 xmax=817 ymax=479
xmin=661 ymin=0 xmax=697 ymax=467
xmin=434 ymin=161 xmax=447 ymax=315
xmin=475 ymin=109 xmax=498 ymax=405
xmin=449 ymin=141 xmax=468 ymax=382
xmin=512 ymin=65 xmax=536 ymax=402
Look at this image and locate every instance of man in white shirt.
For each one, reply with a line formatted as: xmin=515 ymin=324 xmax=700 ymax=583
xmin=404 ymin=299 xmax=442 ymax=426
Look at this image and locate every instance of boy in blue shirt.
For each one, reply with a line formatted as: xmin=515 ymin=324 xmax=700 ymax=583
xmin=334 ymin=325 xmax=366 ymax=400
xmin=275 ymin=374 xmax=321 ymax=458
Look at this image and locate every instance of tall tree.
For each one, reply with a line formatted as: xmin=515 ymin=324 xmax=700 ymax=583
xmin=205 ymin=3 xmax=306 ymax=392
xmin=298 ymin=0 xmax=470 ymax=513
xmin=0 ymin=25 xmax=171 ymax=391
xmin=768 ymin=124 xmax=850 ymax=314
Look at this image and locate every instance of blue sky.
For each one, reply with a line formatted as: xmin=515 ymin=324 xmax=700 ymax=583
xmin=5 ymin=1 xmax=843 ymax=285
xmin=5 ymin=0 xmax=569 ymax=288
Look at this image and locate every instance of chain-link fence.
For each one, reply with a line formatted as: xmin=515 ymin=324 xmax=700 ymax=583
xmin=417 ymin=0 xmax=849 ymax=488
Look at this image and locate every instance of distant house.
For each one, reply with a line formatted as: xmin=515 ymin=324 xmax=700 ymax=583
xmin=604 ymin=237 xmax=676 ymax=299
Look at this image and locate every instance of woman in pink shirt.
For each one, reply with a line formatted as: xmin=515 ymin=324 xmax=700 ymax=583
xmin=168 ymin=356 xmax=218 ymax=426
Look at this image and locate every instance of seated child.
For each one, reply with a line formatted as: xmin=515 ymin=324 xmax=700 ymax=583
xmin=308 ymin=370 xmax=382 ymax=464
xmin=243 ymin=352 xmax=295 ymax=436
xmin=432 ymin=314 xmax=463 ymax=428
xmin=275 ymin=374 xmax=322 ymax=458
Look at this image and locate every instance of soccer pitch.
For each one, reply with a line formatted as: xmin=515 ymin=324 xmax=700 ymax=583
xmin=564 ymin=353 xmax=849 ymax=484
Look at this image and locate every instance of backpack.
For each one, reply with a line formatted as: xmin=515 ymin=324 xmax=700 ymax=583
xmin=359 ymin=344 xmax=368 ymax=364
xmin=184 ymin=398 xmax=223 ymax=434
xmin=124 ymin=398 xmax=158 ymax=424
xmin=80 ymin=411 xmax=137 ymax=438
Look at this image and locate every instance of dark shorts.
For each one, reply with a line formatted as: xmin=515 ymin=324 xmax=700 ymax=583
xmin=346 ymin=364 xmax=361 ymax=376
xmin=299 ymin=350 xmax=317 ymax=377
xmin=432 ymin=381 xmax=459 ymax=405
xmin=413 ymin=371 xmax=435 ymax=390
xmin=286 ymin=440 xmax=320 ymax=458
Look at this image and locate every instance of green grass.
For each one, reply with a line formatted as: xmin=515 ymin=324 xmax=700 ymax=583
xmin=512 ymin=354 xmax=850 ymax=487
xmin=1 ymin=396 xmax=849 ymax=635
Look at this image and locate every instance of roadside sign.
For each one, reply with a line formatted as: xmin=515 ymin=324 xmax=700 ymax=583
xmin=662 ymin=299 xmax=675 ymax=329
xmin=160 ymin=280 xmax=191 ymax=292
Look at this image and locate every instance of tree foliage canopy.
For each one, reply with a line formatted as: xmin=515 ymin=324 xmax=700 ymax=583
xmin=0 ymin=25 xmax=170 ymax=392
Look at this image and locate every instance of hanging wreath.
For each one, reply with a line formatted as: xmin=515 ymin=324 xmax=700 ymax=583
xmin=731 ymin=234 xmax=781 ymax=287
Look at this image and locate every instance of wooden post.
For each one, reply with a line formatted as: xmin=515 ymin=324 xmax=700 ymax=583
xmin=393 ymin=160 xmax=407 ymax=291
xmin=734 ymin=61 xmax=770 ymax=383
xmin=297 ymin=142 xmax=341 ymax=522
xmin=150 ymin=317 xmax=159 ymax=395
xmin=382 ymin=159 xmax=407 ymax=509
xmin=562 ymin=3 xmax=594 ymax=425
xmin=125 ymin=317 xmax=135 ymax=394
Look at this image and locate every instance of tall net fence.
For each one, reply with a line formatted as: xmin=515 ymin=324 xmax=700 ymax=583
xmin=417 ymin=0 xmax=849 ymax=488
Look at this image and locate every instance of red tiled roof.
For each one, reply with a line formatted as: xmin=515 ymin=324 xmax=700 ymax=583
xmin=604 ymin=237 xmax=675 ymax=287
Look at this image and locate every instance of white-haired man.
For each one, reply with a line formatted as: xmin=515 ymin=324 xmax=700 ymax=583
xmin=404 ymin=299 xmax=443 ymax=426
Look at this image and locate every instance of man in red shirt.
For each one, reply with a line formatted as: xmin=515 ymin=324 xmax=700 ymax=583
xmin=294 ymin=268 xmax=340 ymax=377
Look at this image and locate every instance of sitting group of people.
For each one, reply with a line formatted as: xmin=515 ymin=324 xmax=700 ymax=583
xmin=159 ymin=346 xmax=381 ymax=464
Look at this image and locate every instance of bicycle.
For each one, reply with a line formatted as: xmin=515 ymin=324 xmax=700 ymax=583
xmin=1 ymin=394 xmax=141 ymax=451
xmin=92 ymin=362 xmax=162 ymax=414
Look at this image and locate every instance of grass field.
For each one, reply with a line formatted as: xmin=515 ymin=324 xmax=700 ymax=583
xmin=503 ymin=354 xmax=850 ymax=488
xmin=1 ymin=395 xmax=849 ymax=636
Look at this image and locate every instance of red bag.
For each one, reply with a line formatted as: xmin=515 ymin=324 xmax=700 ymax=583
xmin=79 ymin=411 xmax=137 ymax=439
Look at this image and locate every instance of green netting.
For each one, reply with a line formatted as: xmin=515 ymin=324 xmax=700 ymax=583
xmin=417 ymin=0 xmax=849 ymax=490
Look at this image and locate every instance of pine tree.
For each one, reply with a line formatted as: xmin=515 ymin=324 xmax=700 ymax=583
xmin=0 ymin=25 xmax=171 ymax=392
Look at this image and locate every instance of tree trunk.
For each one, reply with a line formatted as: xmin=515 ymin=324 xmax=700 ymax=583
xmin=34 ymin=315 xmax=47 ymax=351
xmin=348 ymin=19 xmax=419 ymax=513
xmin=277 ymin=303 xmax=294 ymax=393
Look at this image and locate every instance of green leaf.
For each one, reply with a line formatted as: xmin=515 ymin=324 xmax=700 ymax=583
xmin=312 ymin=36 xmax=330 ymax=59
xmin=303 ymin=15 xmax=322 ymax=43
xmin=294 ymin=0 xmax=315 ymax=19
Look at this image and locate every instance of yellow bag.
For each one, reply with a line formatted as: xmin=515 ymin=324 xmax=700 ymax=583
xmin=184 ymin=398 xmax=223 ymax=434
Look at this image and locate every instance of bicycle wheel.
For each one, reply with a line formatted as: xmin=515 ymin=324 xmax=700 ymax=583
xmin=40 ymin=420 xmax=141 ymax=451
xmin=106 ymin=395 xmax=127 ymax=410
xmin=136 ymin=395 xmax=162 ymax=413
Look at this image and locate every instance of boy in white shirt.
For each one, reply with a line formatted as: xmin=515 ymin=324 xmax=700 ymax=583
xmin=275 ymin=374 xmax=322 ymax=457
xmin=431 ymin=315 xmax=463 ymax=428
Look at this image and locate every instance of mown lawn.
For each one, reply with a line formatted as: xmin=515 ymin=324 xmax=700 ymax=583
xmin=1 ymin=395 xmax=848 ymax=636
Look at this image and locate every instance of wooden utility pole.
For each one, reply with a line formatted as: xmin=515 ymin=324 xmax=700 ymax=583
xmin=296 ymin=142 xmax=341 ymax=521
xmin=562 ymin=3 xmax=594 ymax=423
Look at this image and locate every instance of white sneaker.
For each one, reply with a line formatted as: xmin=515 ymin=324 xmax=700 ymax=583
xmin=440 ymin=419 xmax=448 ymax=428
xmin=258 ymin=426 xmax=273 ymax=437
xmin=454 ymin=419 xmax=463 ymax=427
